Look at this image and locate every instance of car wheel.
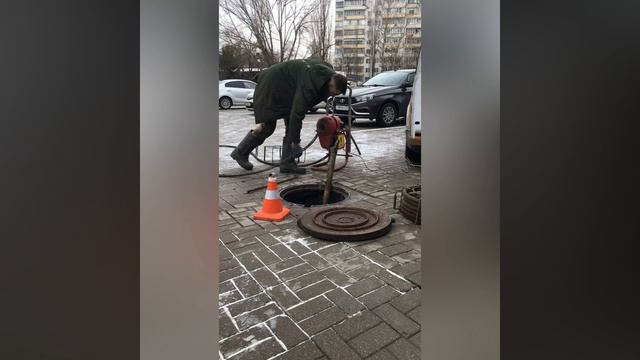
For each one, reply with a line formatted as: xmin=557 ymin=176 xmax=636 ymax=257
xmin=219 ymin=96 xmax=232 ymax=110
xmin=376 ymin=103 xmax=397 ymax=127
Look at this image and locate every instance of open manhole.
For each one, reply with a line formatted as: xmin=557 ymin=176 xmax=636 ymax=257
xmin=298 ymin=206 xmax=392 ymax=241
xmin=280 ymin=184 xmax=348 ymax=207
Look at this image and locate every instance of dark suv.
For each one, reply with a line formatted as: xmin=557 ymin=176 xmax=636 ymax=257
xmin=331 ymin=69 xmax=416 ymax=127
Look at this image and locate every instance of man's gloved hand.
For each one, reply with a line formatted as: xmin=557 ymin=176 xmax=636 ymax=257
xmin=291 ymin=143 xmax=303 ymax=159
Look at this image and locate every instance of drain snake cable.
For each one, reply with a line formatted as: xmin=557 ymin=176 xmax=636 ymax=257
xmin=218 ymin=135 xmax=330 ymax=178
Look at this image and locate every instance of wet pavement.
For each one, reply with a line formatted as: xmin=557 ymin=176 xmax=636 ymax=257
xmin=218 ymin=107 xmax=421 ymax=360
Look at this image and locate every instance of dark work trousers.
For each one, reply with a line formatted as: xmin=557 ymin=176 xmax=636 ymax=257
xmin=253 ymin=116 xmax=302 ymax=146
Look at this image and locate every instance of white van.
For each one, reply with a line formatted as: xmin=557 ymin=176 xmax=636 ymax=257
xmin=405 ymin=50 xmax=421 ymax=164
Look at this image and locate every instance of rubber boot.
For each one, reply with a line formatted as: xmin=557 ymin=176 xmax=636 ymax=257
xmin=280 ymin=138 xmax=306 ymax=174
xmin=230 ymin=131 xmax=264 ymax=170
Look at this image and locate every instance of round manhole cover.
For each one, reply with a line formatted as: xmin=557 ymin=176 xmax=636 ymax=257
xmin=298 ymin=206 xmax=392 ymax=241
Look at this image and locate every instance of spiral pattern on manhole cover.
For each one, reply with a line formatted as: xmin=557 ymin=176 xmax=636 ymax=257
xmin=298 ymin=206 xmax=392 ymax=242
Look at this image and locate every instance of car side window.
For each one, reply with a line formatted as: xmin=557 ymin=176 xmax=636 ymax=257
xmin=225 ymin=81 xmax=244 ymax=88
xmin=244 ymin=81 xmax=256 ymax=89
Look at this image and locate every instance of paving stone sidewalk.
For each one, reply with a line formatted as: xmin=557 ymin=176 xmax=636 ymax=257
xmin=218 ymin=111 xmax=421 ymax=360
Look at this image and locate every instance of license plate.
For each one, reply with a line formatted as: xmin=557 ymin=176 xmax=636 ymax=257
xmin=335 ymin=105 xmax=349 ymax=111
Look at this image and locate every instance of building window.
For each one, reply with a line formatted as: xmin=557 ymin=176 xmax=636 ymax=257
xmin=344 ymin=0 xmax=366 ymax=6
xmin=336 ymin=1 xmax=344 ymax=8
xmin=344 ymin=10 xmax=365 ymax=16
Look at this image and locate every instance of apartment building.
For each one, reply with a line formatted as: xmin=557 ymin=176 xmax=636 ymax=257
xmin=334 ymin=0 xmax=421 ymax=83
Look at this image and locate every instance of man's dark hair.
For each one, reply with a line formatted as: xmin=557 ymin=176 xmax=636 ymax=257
xmin=332 ymin=73 xmax=348 ymax=94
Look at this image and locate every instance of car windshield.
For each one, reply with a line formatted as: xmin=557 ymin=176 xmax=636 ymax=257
xmin=362 ymin=72 xmax=408 ymax=86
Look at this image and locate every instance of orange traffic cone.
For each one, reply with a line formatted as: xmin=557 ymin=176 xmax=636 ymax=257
xmin=254 ymin=174 xmax=290 ymax=222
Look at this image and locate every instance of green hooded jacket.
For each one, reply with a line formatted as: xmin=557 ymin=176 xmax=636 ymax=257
xmin=253 ymin=58 xmax=336 ymax=143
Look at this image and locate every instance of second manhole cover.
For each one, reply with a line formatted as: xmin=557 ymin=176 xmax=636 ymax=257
xmin=298 ymin=206 xmax=392 ymax=241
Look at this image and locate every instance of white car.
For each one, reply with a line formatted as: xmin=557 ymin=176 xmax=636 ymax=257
xmin=405 ymin=50 xmax=421 ymax=164
xmin=219 ymin=79 xmax=256 ymax=110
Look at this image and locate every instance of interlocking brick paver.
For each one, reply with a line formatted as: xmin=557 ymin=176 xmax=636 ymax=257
xmin=296 ymin=279 xmax=336 ymax=300
xmin=278 ymin=263 xmax=316 ymax=282
xmin=230 ymin=242 xmax=265 ymax=257
xmin=366 ymin=349 xmax=397 ymax=360
xmin=236 ymin=253 xmax=264 ymax=271
xmin=219 ymin=324 xmax=272 ymax=359
xmin=375 ymin=269 xmax=414 ymax=292
xmin=289 ymin=241 xmax=312 ymax=256
xmin=321 ymin=267 xmax=357 ymax=287
xmin=286 ymin=271 xmax=325 ymax=292
xmin=364 ymin=251 xmax=399 ymax=269
xmin=332 ymin=310 xmax=382 ymax=341
xmin=270 ymin=244 xmax=298 ymax=259
xmin=407 ymin=306 xmax=420 ymax=324
xmin=318 ymin=244 xmax=359 ymax=263
xmin=346 ymin=276 xmax=384 ymax=298
xmin=325 ymin=288 xmax=365 ymax=315
xmin=359 ymin=286 xmax=400 ymax=310
xmin=227 ymin=292 xmax=271 ymax=317
xmin=313 ymin=328 xmax=362 ymax=360
xmin=373 ymin=303 xmax=420 ymax=337
xmin=267 ymin=315 xmax=308 ymax=349
xmin=219 ymin=280 xmax=236 ymax=294
xmin=220 ymin=258 xmax=240 ymax=272
xmin=300 ymin=306 xmax=347 ymax=335
xmin=390 ymin=262 xmax=421 ymax=277
xmin=220 ymin=246 xmax=234 ymax=260
xmin=219 ymin=290 xmax=244 ymax=307
xmin=220 ymin=267 xmax=245 ymax=283
xmin=346 ymin=262 xmax=383 ymax=280
xmin=302 ymin=252 xmax=332 ymax=270
xmin=219 ymin=309 xmax=238 ymax=339
xmin=386 ymin=338 xmax=420 ymax=360
xmin=254 ymin=248 xmax=281 ymax=265
xmin=393 ymin=250 xmax=421 ymax=264
xmin=272 ymin=341 xmax=324 ymax=360
xmin=220 ymin=231 xmax=239 ymax=245
xmin=234 ymin=275 xmax=262 ymax=297
xmin=235 ymin=303 xmax=282 ymax=330
xmin=407 ymin=271 xmax=421 ymax=287
xmin=379 ymin=243 xmax=412 ymax=257
xmin=268 ymin=257 xmax=304 ymax=273
xmin=228 ymin=338 xmax=285 ymax=360
xmin=251 ymin=267 xmax=280 ymax=288
xmin=390 ymin=288 xmax=421 ymax=313
xmin=348 ymin=323 xmax=400 ymax=358
xmin=256 ymin=232 xmax=279 ymax=246
xmin=409 ymin=332 xmax=420 ymax=348
xmin=288 ymin=296 xmax=333 ymax=321
xmin=335 ymin=255 xmax=370 ymax=273
xmin=266 ymin=284 xmax=300 ymax=309
xmin=353 ymin=242 xmax=386 ymax=254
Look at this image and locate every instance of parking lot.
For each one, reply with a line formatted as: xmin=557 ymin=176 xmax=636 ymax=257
xmin=218 ymin=107 xmax=421 ymax=360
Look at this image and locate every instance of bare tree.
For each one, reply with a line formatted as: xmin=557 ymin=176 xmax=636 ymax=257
xmin=220 ymin=0 xmax=315 ymax=66
xmin=308 ymin=0 xmax=334 ymax=62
